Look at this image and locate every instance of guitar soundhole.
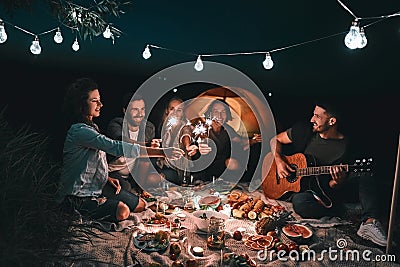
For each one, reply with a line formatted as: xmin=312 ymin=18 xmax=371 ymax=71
xmin=286 ymin=164 xmax=298 ymax=183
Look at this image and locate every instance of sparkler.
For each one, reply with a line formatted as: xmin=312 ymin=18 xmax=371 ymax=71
xmin=166 ymin=116 xmax=178 ymax=129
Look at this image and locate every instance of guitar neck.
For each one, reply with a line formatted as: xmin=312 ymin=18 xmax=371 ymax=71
xmin=296 ymin=164 xmax=349 ymax=177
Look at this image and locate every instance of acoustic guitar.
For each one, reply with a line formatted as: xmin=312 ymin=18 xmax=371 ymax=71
xmin=261 ymin=152 xmax=373 ymax=200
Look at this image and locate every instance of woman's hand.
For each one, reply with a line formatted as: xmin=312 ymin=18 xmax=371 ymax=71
xmin=150 ymin=139 xmax=162 ymax=148
xmin=108 ymin=177 xmax=121 ymax=194
xmin=250 ymin=133 xmax=262 ymax=146
xmin=198 ymin=143 xmax=212 ymax=155
xmin=186 ymin=144 xmax=198 ymax=157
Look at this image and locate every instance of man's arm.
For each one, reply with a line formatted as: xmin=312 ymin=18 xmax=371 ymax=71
xmin=139 ymin=146 xmax=184 ymax=159
xmin=270 ymin=130 xmax=295 ymax=179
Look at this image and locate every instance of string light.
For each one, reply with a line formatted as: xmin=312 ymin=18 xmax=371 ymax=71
xmin=262 ymin=52 xmax=274 ymax=70
xmin=358 ymin=27 xmax=368 ymax=49
xmin=344 ymin=21 xmax=362 ymax=49
xmin=72 ymin=38 xmax=79 ymax=51
xmin=0 ymin=20 xmax=7 ymax=44
xmin=142 ymin=45 xmax=151 ymax=59
xmin=0 ymin=1 xmax=398 ymax=60
xmin=30 ymin=36 xmax=41 ymax=55
xmin=194 ymin=55 xmax=204 ymax=71
xmin=53 ymin=28 xmax=63 ymax=44
xmin=140 ymin=2 xmax=398 ymax=71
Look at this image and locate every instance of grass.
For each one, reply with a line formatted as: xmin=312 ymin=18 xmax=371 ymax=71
xmin=0 ymin=110 xmax=105 ymax=266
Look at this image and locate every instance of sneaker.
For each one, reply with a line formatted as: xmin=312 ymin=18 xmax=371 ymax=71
xmin=357 ymin=219 xmax=387 ymax=247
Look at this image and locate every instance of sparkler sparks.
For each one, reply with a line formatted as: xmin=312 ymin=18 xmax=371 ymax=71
xmin=167 ymin=116 xmax=178 ymax=129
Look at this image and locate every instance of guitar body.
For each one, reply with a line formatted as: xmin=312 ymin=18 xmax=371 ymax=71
xmin=261 ymin=152 xmax=313 ymax=199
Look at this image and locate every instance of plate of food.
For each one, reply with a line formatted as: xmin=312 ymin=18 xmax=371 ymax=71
xmin=142 ymin=213 xmax=168 ymax=226
xmin=198 ymin=195 xmax=221 ymax=210
xmin=134 ymin=230 xmax=170 ymax=252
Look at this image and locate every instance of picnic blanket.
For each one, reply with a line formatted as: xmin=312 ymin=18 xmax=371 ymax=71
xmin=54 ymin=186 xmax=399 ymax=267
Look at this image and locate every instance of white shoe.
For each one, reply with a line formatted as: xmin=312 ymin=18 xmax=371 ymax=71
xmin=357 ymin=219 xmax=387 ymax=247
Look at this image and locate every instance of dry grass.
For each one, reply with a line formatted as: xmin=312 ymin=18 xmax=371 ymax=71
xmin=0 ymin=110 xmax=104 ymax=266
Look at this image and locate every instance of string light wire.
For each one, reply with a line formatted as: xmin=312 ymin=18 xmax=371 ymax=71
xmin=0 ymin=1 xmax=399 ymax=61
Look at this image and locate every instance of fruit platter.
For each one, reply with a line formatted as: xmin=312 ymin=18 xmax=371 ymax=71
xmin=133 ymin=230 xmax=170 ymax=252
xmin=142 ymin=212 xmax=168 ymax=226
xmin=227 ymin=191 xmax=287 ymax=220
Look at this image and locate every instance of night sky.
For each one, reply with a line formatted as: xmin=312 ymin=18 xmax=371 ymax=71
xmin=0 ymin=1 xmax=399 ymax=208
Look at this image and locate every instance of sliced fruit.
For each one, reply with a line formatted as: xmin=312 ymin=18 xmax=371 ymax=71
xmin=256 ymin=239 xmax=271 ymax=247
xmin=282 ymin=224 xmax=313 ymax=239
xmin=248 ymin=211 xmax=257 ymax=220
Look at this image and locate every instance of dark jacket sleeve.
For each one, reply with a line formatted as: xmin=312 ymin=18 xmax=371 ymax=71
xmin=106 ymin=117 xmax=124 ymax=141
xmin=144 ymin=121 xmax=156 ymax=143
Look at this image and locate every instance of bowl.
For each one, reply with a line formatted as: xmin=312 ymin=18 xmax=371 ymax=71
xmin=198 ymin=195 xmax=221 ymax=209
xmin=191 ymin=210 xmax=229 ymax=232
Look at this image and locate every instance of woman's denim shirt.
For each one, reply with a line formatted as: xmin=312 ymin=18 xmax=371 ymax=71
xmin=58 ymin=123 xmax=140 ymax=202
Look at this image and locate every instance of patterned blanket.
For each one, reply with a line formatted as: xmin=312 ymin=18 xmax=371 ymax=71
xmin=55 ymin=187 xmax=398 ymax=267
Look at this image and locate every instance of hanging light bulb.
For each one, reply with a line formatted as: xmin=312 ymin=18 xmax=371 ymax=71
xmin=142 ymin=45 xmax=151 ymax=59
xmin=262 ymin=52 xmax=274 ymax=69
xmin=357 ymin=27 xmax=367 ymax=49
xmin=72 ymin=38 xmax=79 ymax=51
xmin=0 ymin=20 xmax=7 ymax=44
xmin=30 ymin=36 xmax=41 ymax=55
xmin=194 ymin=55 xmax=204 ymax=71
xmin=53 ymin=28 xmax=63 ymax=44
xmin=344 ymin=21 xmax=362 ymax=49
xmin=103 ymin=25 xmax=112 ymax=39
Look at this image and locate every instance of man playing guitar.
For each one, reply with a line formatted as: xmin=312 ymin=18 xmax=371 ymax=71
xmin=267 ymin=101 xmax=387 ymax=247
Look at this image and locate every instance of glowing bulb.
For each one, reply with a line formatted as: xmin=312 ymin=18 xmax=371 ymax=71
xmin=0 ymin=21 xmax=7 ymax=44
xmin=30 ymin=36 xmax=41 ymax=55
xmin=194 ymin=55 xmax=203 ymax=71
xmin=103 ymin=25 xmax=112 ymax=39
xmin=173 ymin=88 xmax=178 ymax=93
xmin=53 ymin=28 xmax=63 ymax=44
xmin=142 ymin=45 xmax=151 ymax=59
xmin=72 ymin=38 xmax=79 ymax=51
xmin=358 ymin=27 xmax=367 ymax=49
xmin=344 ymin=21 xmax=362 ymax=49
xmin=262 ymin=52 xmax=274 ymax=69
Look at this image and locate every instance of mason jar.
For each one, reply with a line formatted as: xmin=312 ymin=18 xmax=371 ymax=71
xmin=207 ymin=217 xmax=225 ymax=249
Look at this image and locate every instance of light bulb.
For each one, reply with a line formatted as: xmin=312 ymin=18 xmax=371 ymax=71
xmin=344 ymin=21 xmax=362 ymax=49
xmin=142 ymin=45 xmax=151 ymax=59
xmin=0 ymin=21 xmax=7 ymax=44
xmin=194 ymin=55 xmax=203 ymax=71
xmin=103 ymin=25 xmax=112 ymax=39
xmin=30 ymin=36 xmax=41 ymax=55
xmin=53 ymin=28 xmax=63 ymax=44
xmin=72 ymin=38 xmax=79 ymax=51
xmin=358 ymin=27 xmax=367 ymax=49
xmin=262 ymin=53 xmax=274 ymax=69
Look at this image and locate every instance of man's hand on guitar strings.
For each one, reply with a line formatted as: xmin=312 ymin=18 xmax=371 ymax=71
xmin=276 ymin=157 xmax=296 ymax=179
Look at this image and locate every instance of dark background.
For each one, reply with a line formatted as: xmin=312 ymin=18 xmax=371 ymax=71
xmin=0 ymin=1 xmax=399 ymax=213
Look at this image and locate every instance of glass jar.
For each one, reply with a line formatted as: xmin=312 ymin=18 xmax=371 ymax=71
xmin=207 ymin=217 xmax=225 ymax=249
xmin=170 ymin=218 xmax=181 ymax=242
